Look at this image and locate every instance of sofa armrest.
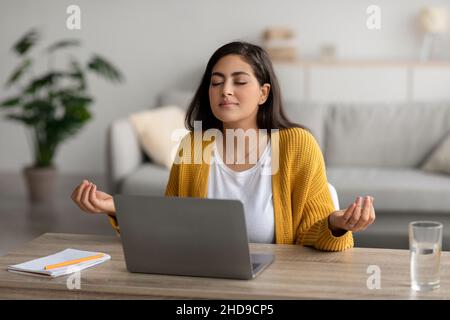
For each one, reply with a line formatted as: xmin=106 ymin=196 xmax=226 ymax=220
xmin=106 ymin=118 xmax=143 ymax=193
xmin=328 ymin=182 xmax=340 ymax=211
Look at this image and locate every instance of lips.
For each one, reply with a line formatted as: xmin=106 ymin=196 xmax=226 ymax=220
xmin=219 ymin=101 xmax=238 ymax=107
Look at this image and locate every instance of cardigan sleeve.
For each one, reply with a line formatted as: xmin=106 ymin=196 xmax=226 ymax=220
xmin=165 ymin=162 xmax=180 ymax=197
xmin=107 ymin=214 xmax=120 ymax=235
xmin=295 ymin=135 xmax=354 ymax=251
xmin=165 ymin=131 xmax=195 ymax=197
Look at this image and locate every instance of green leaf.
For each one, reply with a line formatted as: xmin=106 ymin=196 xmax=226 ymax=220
xmin=65 ymin=105 xmax=91 ymax=122
xmin=46 ymin=39 xmax=81 ymax=53
xmin=68 ymin=60 xmax=86 ymax=90
xmin=24 ymin=72 xmax=64 ymax=94
xmin=0 ymin=96 xmax=21 ymax=108
xmin=5 ymin=114 xmax=40 ymax=126
xmin=23 ymin=99 xmax=55 ymax=113
xmin=61 ymin=95 xmax=93 ymax=109
xmin=6 ymin=58 xmax=32 ymax=87
xmin=45 ymin=107 xmax=91 ymax=144
xmin=87 ymin=54 xmax=123 ymax=82
xmin=13 ymin=29 xmax=39 ymax=55
xmin=54 ymin=90 xmax=93 ymax=109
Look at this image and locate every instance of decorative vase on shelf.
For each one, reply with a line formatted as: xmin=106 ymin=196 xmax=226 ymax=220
xmin=262 ymin=27 xmax=298 ymax=61
xmin=419 ymin=6 xmax=449 ymax=61
xmin=320 ymin=44 xmax=338 ymax=62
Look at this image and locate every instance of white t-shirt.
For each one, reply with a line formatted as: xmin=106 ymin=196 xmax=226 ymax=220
xmin=207 ymin=140 xmax=275 ymax=243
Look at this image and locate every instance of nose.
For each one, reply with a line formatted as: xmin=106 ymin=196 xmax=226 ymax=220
xmin=221 ymin=80 xmax=233 ymax=96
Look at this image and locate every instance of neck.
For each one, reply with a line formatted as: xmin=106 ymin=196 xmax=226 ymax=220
xmin=219 ymin=126 xmax=269 ymax=166
xmin=222 ymin=120 xmax=258 ymax=132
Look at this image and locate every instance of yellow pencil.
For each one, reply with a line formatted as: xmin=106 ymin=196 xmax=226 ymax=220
xmin=44 ymin=253 xmax=105 ymax=270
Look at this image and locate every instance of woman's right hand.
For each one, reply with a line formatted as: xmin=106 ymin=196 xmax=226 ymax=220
xmin=71 ymin=180 xmax=116 ymax=216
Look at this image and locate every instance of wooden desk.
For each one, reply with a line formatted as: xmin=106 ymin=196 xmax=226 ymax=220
xmin=0 ymin=233 xmax=449 ymax=299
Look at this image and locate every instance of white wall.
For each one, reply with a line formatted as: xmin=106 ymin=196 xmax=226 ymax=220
xmin=1 ymin=0 xmax=449 ymax=174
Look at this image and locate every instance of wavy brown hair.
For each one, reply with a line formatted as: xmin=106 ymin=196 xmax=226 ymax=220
xmin=185 ymin=41 xmax=307 ymax=132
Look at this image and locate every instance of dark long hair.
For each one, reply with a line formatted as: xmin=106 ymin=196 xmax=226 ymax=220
xmin=185 ymin=41 xmax=306 ymax=131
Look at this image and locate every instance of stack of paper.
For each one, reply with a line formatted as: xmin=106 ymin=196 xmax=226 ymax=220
xmin=7 ymin=248 xmax=111 ymax=278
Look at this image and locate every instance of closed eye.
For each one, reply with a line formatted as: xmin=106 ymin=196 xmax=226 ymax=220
xmin=211 ymin=82 xmax=247 ymax=86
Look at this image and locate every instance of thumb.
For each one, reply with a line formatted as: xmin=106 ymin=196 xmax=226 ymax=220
xmin=90 ymin=185 xmax=107 ymax=208
xmin=342 ymin=201 xmax=357 ymax=222
xmin=95 ymin=189 xmax=112 ymax=200
xmin=330 ymin=203 xmax=356 ymax=229
xmin=91 ymin=184 xmax=115 ymax=213
xmin=332 ymin=208 xmax=346 ymax=218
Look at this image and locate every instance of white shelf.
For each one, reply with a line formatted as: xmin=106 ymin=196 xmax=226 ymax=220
xmin=273 ymin=59 xmax=450 ymax=103
xmin=274 ymin=59 xmax=450 ymax=67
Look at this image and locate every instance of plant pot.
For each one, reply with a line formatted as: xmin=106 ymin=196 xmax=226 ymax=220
xmin=23 ymin=166 xmax=58 ymax=203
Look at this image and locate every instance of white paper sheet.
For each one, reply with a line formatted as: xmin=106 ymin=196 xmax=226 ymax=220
xmin=7 ymin=248 xmax=111 ymax=278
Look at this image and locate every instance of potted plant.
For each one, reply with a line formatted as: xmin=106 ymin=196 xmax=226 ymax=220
xmin=0 ymin=28 xmax=123 ymax=202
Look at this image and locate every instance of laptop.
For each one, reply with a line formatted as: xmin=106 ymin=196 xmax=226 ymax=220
xmin=114 ymin=195 xmax=275 ymax=280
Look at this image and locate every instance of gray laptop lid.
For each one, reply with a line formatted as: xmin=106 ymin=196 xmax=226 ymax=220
xmin=115 ymin=195 xmax=274 ymax=280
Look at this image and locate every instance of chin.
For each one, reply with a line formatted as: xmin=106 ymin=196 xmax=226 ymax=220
xmin=211 ymin=109 xmax=241 ymax=124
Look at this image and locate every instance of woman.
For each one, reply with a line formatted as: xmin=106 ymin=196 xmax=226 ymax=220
xmin=71 ymin=41 xmax=375 ymax=251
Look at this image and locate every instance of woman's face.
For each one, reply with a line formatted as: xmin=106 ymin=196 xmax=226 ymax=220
xmin=209 ymin=54 xmax=270 ymax=129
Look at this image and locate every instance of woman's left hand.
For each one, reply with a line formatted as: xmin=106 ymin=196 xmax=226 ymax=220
xmin=328 ymin=195 xmax=376 ymax=234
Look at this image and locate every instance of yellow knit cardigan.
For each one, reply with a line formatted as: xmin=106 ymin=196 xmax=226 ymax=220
xmin=108 ymin=127 xmax=353 ymax=251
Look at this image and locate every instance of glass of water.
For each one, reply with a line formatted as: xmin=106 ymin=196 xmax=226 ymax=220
xmin=409 ymin=221 xmax=443 ymax=291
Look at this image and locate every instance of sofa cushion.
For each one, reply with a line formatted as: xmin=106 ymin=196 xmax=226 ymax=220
xmin=121 ymin=164 xmax=170 ymax=196
xmin=327 ymin=166 xmax=450 ymax=212
xmin=324 ymin=102 xmax=450 ymax=167
xmin=129 ymin=106 xmax=189 ymax=169
xmin=283 ymin=101 xmax=326 ymax=151
xmin=421 ymin=132 xmax=450 ymax=175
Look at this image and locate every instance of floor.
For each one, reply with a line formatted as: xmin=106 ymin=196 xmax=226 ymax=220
xmin=0 ymin=172 xmax=115 ymax=256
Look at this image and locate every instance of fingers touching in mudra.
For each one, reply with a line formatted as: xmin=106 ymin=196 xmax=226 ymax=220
xmin=329 ymin=196 xmax=375 ymax=233
xmin=70 ymin=180 xmax=116 ymax=215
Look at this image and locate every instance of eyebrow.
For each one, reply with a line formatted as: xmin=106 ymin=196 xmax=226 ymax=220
xmin=211 ymin=71 xmax=250 ymax=78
